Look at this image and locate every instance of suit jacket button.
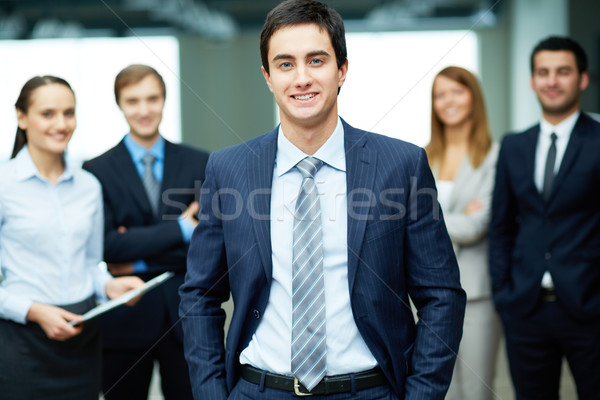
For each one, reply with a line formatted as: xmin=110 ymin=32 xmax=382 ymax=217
xmin=253 ymin=309 xmax=260 ymax=319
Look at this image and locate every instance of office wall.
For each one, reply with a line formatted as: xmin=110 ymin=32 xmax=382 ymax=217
xmin=508 ymin=0 xmax=568 ymax=131
xmin=570 ymin=0 xmax=600 ymax=113
xmin=479 ymin=0 xmax=571 ymax=138
xmin=478 ymin=22 xmax=511 ymax=141
xmin=179 ymin=33 xmax=274 ymax=152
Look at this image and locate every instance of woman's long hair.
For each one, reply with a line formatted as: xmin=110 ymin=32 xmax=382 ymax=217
xmin=12 ymin=76 xmax=74 ymax=159
xmin=426 ymin=66 xmax=492 ymax=169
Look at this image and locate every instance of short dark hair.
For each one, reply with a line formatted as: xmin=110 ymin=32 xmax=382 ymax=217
xmin=12 ymin=76 xmax=74 ymax=159
xmin=260 ymin=0 xmax=347 ymax=74
xmin=530 ymin=36 xmax=588 ymax=74
xmin=114 ymin=64 xmax=166 ymax=104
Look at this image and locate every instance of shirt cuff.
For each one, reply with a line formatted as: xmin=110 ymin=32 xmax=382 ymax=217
xmin=93 ymin=265 xmax=113 ymax=304
xmin=133 ymin=260 xmax=149 ymax=273
xmin=178 ymin=216 xmax=194 ymax=243
xmin=3 ymin=296 xmax=33 ymax=324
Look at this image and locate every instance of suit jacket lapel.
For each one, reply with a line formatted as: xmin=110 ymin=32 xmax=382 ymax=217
xmin=522 ymin=126 xmax=542 ymax=201
xmin=548 ymin=114 xmax=586 ymax=202
xmin=343 ymin=120 xmax=377 ymax=293
xmin=162 ymin=140 xmax=182 ymax=215
xmin=113 ymin=140 xmax=153 ymax=214
xmin=247 ymin=130 xmax=278 ymax=282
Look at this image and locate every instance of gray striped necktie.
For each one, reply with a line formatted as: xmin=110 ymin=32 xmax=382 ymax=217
xmin=291 ymin=156 xmax=327 ymax=392
xmin=141 ymin=153 xmax=160 ymax=215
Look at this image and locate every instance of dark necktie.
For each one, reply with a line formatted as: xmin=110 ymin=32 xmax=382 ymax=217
xmin=142 ymin=154 xmax=160 ymax=214
xmin=291 ymin=156 xmax=327 ymax=392
xmin=542 ymin=133 xmax=558 ymax=202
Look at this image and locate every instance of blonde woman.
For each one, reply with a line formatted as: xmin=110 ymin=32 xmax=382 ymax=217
xmin=427 ymin=66 xmax=501 ymax=400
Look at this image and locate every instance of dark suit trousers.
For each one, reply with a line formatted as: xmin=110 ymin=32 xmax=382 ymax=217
xmin=101 ymin=326 xmax=193 ymax=400
xmin=500 ymin=299 xmax=600 ymax=400
xmin=228 ymin=377 xmax=399 ymax=400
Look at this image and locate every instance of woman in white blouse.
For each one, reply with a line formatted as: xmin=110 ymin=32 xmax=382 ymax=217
xmin=0 ymin=76 xmax=143 ymax=399
xmin=426 ymin=66 xmax=501 ymax=400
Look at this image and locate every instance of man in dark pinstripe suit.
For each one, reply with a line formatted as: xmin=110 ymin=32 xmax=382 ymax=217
xmin=180 ymin=1 xmax=466 ymax=399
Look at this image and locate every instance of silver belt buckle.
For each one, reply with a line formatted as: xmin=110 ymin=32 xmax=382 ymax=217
xmin=294 ymin=377 xmax=313 ymax=396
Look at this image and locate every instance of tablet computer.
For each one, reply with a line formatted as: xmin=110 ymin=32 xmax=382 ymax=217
xmin=70 ymin=271 xmax=174 ymax=326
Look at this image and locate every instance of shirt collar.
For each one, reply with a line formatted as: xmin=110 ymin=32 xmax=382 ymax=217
xmin=124 ymin=133 xmax=165 ymax=163
xmin=275 ymin=117 xmax=346 ymax=177
xmin=540 ymin=110 xmax=580 ymax=142
xmin=15 ymin=145 xmax=74 ymax=183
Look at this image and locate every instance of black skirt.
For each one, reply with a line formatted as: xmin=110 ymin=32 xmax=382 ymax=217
xmin=0 ymin=296 xmax=101 ymax=400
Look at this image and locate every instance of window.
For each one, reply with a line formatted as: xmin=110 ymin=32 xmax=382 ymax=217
xmin=0 ymin=36 xmax=179 ymax=163
xmin=339 ymin=30 xmax=478 ymax=147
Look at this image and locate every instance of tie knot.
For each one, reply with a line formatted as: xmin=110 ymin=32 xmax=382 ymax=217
xmin=550 ymin=132 xmax=557 ymax=143
xmin=142 ymin=153 xmax=156 ymax=166
xmin=296 ymin=157 xmax=323 ymax=179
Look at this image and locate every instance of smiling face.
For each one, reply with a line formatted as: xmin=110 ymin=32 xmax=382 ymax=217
xmin=118 ymin=74 xmax=165 ymax=147
xmin=530 ymin=50 xmax=589 ymax=124
xmin=17 ymin=83 xmax=76 ymax=156
xmin=432 ymin=75 xmax=474 ymax=129
xmin=262 ymin=23 xmax=348 ymax=139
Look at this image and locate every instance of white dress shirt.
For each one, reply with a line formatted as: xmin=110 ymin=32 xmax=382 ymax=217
xmin=0 ymin=147 xmax=112 ymax=324
xmin=436 ymin=180 xmax=454 ymax=212
xmin=239 ymin=118 xmax=378 ymax=375
xmin=534 ymin=111 xmax=579 ymax=191
xmin=534 ymin=110 xmax=579 ymax=288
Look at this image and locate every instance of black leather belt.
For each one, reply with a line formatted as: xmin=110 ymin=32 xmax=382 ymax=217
xmin=240 ymin=364 xmax=387 ymax=396
xmin=541 ymin=287 xmax=557 ymax=302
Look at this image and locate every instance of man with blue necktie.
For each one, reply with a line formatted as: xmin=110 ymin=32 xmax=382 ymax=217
xmin=180 ymin=1 xmax=466 ymax=399
xmin=83 ymin=64 xmax=209 ymax=399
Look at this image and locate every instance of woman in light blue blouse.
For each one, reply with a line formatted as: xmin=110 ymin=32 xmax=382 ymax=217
xmin=0 ymin=76 xmax=143 ymax=399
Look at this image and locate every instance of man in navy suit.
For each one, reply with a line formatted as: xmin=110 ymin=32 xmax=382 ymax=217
xmin=490 ymin=36 xmax=600 ymax=400
xmin=180 ymin=1 xmax=465 ymax=399
xmin=83 ymin=65 xmax=209 ymax=399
